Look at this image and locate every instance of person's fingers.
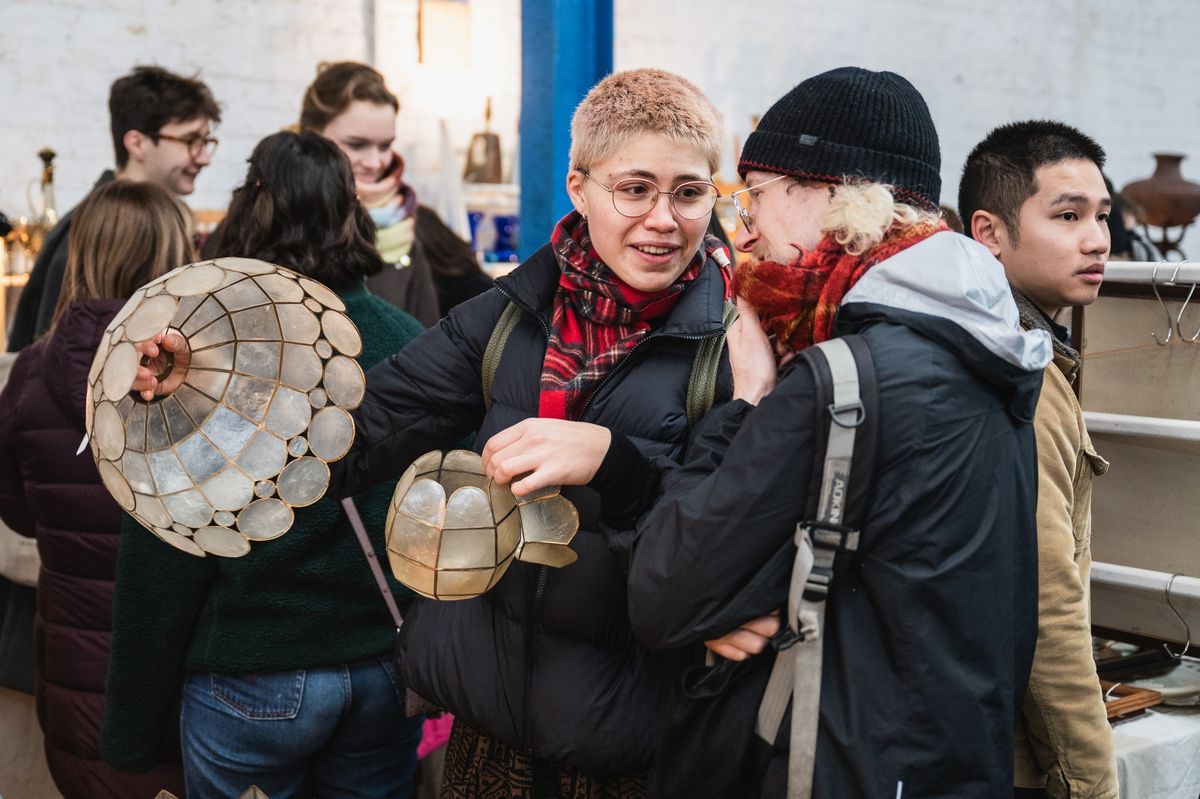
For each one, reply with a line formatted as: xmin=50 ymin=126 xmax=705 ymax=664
xmin=703 ymin=620 xmax=777 ymax=663
xmin=509 ymin=469 xmax=553 ymax=498
xmin=741 ymin=614 xmax=782 ymax=638
xmin=726 ymin=626 xmax=772 ymax=656
xmin=484 ymin=443 xmax=532 ymax=484
xmin=490 ymin=449 xmax=550 ymax=487
xmin=481 ymin=420 xmax=532 ymax=468
xmin=736 ymin=296 xmax=762 ymax=327
xmin=137 ymin=339 xmax=160 ymax=359
xmin=704 ymin=640 xmax=749 ymax=662
xmin=163 ymin=329 xmax=187 ymax=351
xmin=481 ymin=438 xmax=508 ymax=474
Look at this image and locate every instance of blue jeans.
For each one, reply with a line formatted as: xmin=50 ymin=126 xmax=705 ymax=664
xmin=181 ymin=658 xmax=423 ymax=798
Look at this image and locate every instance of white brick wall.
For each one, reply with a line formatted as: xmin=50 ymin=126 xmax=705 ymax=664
xmin=5 ymin=1 xmax=1197 ymax=252
xmin=0 ymin=0 xmax=520 ymax=224
xmin=615 ymin=0 xmax=1200 ymax=254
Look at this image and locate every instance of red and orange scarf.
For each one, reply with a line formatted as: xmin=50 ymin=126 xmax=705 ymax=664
xmin=733 ymin=220 xmax=947 ymax=352
xmin=539 ymin=211 xmax=726 ymax=420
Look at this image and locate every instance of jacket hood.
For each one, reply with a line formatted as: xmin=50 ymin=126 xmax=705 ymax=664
xmin=43 ymin=299 xmax=126 ymax=425
xmin=837 ymin=231 xmax=1051 ymax=421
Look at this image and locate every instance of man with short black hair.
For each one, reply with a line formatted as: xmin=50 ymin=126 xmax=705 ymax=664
xmin=961 ymin=120 xmax=1118 ymax=799
xmin=8 ymin=65 xmax=220 ymax=350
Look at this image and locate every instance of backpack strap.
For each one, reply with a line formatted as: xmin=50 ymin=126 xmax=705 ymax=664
xmin=481 ymin=301 xmax=522 ymax=411
xmin=686 ymin=301 xmax=739 ymax=427
xmin=482 ymin=299 xmax=737 ymax=424
xmin=754 ymin=336 xmax=874 ymax=799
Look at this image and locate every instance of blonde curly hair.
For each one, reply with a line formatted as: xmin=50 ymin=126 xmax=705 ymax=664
xmin=822 ymin=182 xmax=940 ymax=256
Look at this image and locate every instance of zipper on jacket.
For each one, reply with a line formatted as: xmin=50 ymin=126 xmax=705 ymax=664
xmin=524 ymin=565 xmax=549 ymax=753
xmin=494 ymin=285 xmax=551 ymax=339
xmin=493 ymin=284 xmax=553 ymax=755
xmin=493 ymin=283 xmax=724 ymax=756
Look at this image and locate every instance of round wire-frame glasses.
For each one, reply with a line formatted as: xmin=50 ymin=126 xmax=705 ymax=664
xmin=730 ymin=173 xmax=791 ymax=232
xmin=582 ymin=170 xmax=720 ymax=220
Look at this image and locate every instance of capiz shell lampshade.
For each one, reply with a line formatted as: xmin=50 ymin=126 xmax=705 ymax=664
xmin=86 ymin=258 xmax=364 ymax=557
xmin=386 ymin=450 xmax=580 ymax=600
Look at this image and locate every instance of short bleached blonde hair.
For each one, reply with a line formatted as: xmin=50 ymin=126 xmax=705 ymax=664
xmin=822 ymin=182 xmax=940 ymax=256
xmin=569 ymin=69 xmax=724 ymax=174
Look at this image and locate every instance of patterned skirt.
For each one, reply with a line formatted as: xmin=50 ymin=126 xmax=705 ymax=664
xmin=439 ymin=717 xmax=648 ymax=799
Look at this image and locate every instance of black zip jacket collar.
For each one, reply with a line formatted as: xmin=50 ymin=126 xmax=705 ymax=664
xmin=494 ymin=243 xmax=729 ymax=341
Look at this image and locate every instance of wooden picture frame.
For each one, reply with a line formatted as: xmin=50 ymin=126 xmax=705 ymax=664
xmin=1101 ymin=679 xmax=1163 ymax=721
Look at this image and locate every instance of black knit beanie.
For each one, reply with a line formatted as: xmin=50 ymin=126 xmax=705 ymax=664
xmin=739 ymin=67 xmax=942 ymax=209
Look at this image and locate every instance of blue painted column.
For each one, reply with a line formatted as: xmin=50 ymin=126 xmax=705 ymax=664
xmin=518 ymin=0 xmax=613 ymax=259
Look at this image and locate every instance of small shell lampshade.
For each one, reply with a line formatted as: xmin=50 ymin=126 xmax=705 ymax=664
xmin=386 ymin=450 xmax=580 ymax=601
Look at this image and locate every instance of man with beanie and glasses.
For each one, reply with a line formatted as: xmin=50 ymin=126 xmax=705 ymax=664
xmin=961 ymin=121 xmax=1117 ymax=799
xmin=628 ymin=67 xmax=1051 ymax=797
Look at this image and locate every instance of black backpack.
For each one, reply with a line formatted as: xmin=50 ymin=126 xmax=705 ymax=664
xmin=649 ymin=334 xmax=879 ymax=799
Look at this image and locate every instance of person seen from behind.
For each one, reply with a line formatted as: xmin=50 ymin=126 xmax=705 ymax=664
xmin=101 ymin=130 xmax=426 ymax=799
xmin=0 ymin=180 xmax=194 ymax=798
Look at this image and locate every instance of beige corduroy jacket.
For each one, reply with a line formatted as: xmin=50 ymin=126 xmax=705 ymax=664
xmin=1013 ymin=350 xmax=1118 ymax=798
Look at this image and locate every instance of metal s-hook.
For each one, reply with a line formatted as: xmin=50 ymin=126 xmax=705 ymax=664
xmin=1171 ymin=260 xmax=1200 ymax=343
xmin=1150 ymin=260 xmax=1175 ymax=346
xmin=1162 ymin=572 xmax=1193 ymax=660
xmin=1170 ymin=261 xmax=1198 ymax=341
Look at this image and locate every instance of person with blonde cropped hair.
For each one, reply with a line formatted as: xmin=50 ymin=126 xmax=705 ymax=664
xmin=309 ymin=67 xmax=731 ymax=796
xmin=568 ymin=67 xmax=723 ymax=173
xmin=130 ymin=67 xmax=731 ymax=796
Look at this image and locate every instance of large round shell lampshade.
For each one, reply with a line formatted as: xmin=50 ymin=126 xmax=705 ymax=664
xmin=85 ymin=258 xmax=364 ymax=557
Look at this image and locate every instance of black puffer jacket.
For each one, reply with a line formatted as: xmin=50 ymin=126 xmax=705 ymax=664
xmin=634 ymin=232 xmax=1050 ymax=798
xmin=0 ymin=300 xmax=185 ymax=798
xmin=336 ymin=243 xmax=731 ymax=773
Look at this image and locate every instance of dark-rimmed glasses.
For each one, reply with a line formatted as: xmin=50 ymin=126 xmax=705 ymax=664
xmin=730 ymin=173 xmax=790 ymax=232
xmin=152 ymin=132 xmax=220 ymax=160
xmin=581 ymin=170 xmax=719 ymax=220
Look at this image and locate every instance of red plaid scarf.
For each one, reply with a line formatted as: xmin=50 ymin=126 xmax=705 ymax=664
xmin=539 ymin=211 xmax=726 ymax=420
xmin=732 ymin=220 xmax=947 ymax=352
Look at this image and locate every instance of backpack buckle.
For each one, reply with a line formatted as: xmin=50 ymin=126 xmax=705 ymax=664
xmin=828 ymin=398 xmax=865 ymax=428
xmin=796 ymin=520 xmax=860 ymax=553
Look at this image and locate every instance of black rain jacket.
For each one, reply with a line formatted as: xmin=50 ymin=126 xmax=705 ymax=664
xmin=633 ymin=232 xmax=1051 ymax=798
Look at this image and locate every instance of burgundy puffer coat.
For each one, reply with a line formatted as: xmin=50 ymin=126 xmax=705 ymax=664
xmin=0 ymin=300 xmax=185 ymax=798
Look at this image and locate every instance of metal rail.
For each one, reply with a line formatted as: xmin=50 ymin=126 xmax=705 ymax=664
xmin=1103 ymin=260 xmax=1200 ymax=286
xmin=1092 ymin=562 xmax=1199 ymax=645
xmin=1085 ymin=412 xmax=1200 ymax=441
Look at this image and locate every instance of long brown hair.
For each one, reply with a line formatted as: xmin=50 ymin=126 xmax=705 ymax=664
xmin=52 ymin=180 xmax=194 ymax=331
xmin=299 ymin=61 xmax=398 ymax=132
